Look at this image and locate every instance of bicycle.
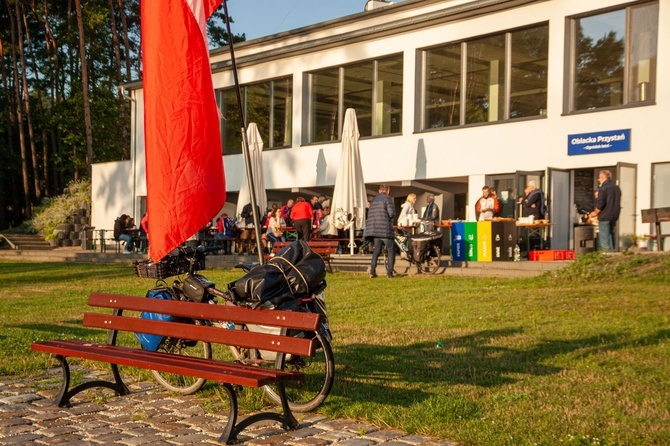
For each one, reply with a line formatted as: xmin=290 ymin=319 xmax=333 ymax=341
xmin=133 ymin=244 xmax=334 ymax=412
xmin=382 ymin=229 xmax=442 ymax=274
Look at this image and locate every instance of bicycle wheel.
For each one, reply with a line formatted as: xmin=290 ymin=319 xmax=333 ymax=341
xmin=420 ymin=245 xmax=441 ymax=274
xmin=264 ymin=330 xmax=334 ymax=412
xmin=151 ymin=319 xmax=212 ymax=394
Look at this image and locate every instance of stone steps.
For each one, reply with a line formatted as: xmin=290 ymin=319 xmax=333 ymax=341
xmin=0 ymin=233 xmax=54 ymax=250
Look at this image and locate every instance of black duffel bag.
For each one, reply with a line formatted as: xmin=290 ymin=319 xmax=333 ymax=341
xmin=227 ymin=240 xmax=326 ymax=309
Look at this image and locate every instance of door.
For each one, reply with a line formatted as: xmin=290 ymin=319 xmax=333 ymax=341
xmin=548 ymin=168 xmax=571 ymax=250
xmin=486 ymin=174 xmax=516 ymax=218
xmin=616 ymin=163 xmax=637 ymax=251
xmin=651 ymin=162 xmax=670 ymax=251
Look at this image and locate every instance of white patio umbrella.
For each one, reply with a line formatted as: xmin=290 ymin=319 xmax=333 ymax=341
xmin=236 ymin=123 xmax=267 ymax=221
xmin=328 ymin=108 xmax=367 ymax=254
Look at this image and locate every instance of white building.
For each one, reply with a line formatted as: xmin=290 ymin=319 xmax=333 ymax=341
xmin=93 ymin=0 xmax=669 ymax=251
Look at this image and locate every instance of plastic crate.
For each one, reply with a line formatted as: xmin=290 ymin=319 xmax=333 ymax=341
xmin=528 ymin=250 xmax=573 ymax=261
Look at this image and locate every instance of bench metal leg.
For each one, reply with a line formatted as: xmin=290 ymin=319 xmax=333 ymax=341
xmin=52 ymin=355 xmax=130 ymax=407
xmin=219 ymin=382 xmax=299 ymax=444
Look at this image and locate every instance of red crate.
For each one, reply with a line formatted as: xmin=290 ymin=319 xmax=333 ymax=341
xmin=528 ymin=250 xmax=573 ymax=261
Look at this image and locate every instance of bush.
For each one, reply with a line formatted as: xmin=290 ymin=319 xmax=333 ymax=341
xmin=29 ymin=180 xmax=91 ymax=240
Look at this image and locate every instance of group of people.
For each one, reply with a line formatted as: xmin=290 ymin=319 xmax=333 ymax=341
xmin=212 ymin=195 xmax=331 ymax=255
xmin=368 ymin=187 xmax=441 ymax=278
xmin=474 ymin=182 xmax=546 ymax=222
xmin=112 ymin=213 xmax=148 ymax=254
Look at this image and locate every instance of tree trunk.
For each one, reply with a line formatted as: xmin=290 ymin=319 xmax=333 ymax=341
xmin=16 ymin=2 xmax=42 ymax=201
xmin=74 ymin=0 xmax=94 ymax=177
xmin=109 ymin=0 xmax=129 ymax=159
xmin=118 ymin=0 xmax=132 ymax=80
xmin=6 ymin=0 xmax=32 ymax=219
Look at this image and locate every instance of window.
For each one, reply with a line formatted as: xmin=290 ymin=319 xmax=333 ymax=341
xmin=217 ymin=77 xmax=293 ymax=154
xmin=568 ymin=1 xmax=658 ymax=112
xmin=422 ymin=23 xmax=548 ymax=130
xmin=308 ymin=54 xmax=403 ymax=143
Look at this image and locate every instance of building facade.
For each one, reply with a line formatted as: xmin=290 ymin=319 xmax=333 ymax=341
xmin=94 ymin=0 xmax=669 ymax=251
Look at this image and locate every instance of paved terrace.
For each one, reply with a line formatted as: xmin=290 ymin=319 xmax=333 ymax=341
xmin=0 ymin=247 xmax=570 ymax=278
xmin=0 ymin=367 xmax=455 ymax=445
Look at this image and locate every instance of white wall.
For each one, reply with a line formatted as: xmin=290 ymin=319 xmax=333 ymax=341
xmin=91 ymin=160 xmax=133 ymax=231
xmin=97 ymin=0 xmax=669 ymax=238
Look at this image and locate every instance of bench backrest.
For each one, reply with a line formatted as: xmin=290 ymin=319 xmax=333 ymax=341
xmin=272 ymin=241 xmax=339 ymax=254
xmin=85 ymin=292 xmax=320 ymax=357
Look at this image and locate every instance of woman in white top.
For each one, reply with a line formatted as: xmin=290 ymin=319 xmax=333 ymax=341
xmin=266 ymin=208 xmax=286 ymax=244
xmin=397 ymin=193 xmax=417 ymax=226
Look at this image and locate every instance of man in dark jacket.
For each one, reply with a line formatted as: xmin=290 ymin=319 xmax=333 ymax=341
xmin=589 ymin=170 xmax=621 ymax=251
xmin=366 ymin=184 xmax=396 ymax=278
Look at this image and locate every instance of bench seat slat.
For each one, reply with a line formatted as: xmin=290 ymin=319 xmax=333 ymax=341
xmin=82 ymin=312 xmax=316 ymax=357
xmin=31 ymin=340 xmax=301 ymax=388
xmin=89 ymin=292 xmax=321 ymax=331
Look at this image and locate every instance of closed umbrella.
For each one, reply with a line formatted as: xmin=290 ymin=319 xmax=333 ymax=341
xmin=328 ymin=108 xmax=367 ymax=254
xmin=236 ymin=123 xmax=267 ymax=220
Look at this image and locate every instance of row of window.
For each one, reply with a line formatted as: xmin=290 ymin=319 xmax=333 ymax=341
xmin=217 ymin=1 xmax=658 ymax=155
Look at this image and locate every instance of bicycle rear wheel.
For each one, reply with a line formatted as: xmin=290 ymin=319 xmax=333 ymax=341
xmin=151 ymin=319 xmax=212 ymax=394
xmin=264 ymin=330 xmax=334 ymax=412
xmin=420 ymin=246 xmax=441 ymax=274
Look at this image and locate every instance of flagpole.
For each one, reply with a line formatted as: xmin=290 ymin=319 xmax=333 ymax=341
xmin=223 ymin=0 xmax=264 ymax=265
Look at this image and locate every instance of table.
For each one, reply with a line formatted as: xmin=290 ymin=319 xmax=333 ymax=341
xmin=516 ymin=222 xmax=552 ymax=253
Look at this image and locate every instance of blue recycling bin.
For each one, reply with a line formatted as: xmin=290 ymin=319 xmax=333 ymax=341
xmin=451 ymin=222 xmax=466 ymax=261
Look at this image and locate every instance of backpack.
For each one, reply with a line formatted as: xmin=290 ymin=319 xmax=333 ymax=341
xmin=134 ymin=286 xmax=174 ymax=351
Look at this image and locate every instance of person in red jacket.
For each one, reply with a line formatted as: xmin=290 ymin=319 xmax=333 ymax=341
xmin=290 ymin=197 xmax=314 ymax=241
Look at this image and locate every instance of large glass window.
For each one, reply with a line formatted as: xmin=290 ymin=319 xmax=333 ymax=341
xmin=309 ymin=54 xmax=403 ymax=143
xmin=466 ymin=35 xmax=505 ymax=124
xmin=569 ymin=1 xmax=658 ymax=112
xmin=421 ymin=23 xmax=548 ymax=130
xmin=425 ymin=43 xmax=461 ymax=128
xmin=217 ymin=77 xmax=293 ymax=154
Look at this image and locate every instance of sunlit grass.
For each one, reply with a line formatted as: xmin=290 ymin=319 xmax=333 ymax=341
xmin=1 ymin=252 xmax=669 ymax=445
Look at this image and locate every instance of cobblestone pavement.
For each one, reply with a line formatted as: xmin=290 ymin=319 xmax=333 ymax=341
xmin=0 ymin=367 xmax=456 ymax=445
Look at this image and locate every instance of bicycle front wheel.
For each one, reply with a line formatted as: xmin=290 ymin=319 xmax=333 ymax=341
xmin=264 ymin=330 xmax=334 ymax=412
xmin=151 ymin=319 xmax=212 ymax=395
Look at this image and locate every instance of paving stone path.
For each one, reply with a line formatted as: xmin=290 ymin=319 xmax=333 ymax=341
xmin=0 ymin=367 xmax=457 ymax=445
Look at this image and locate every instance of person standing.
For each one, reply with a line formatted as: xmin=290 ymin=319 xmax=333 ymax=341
xmin=475 ymin=186 xmax=498 ymax=221
xmin=290 ymin=197 xmax=314 ymax=241
xmin=397 ymin=193 xmax=417 ymax=227
xmin=589 ymin=170 xmax=621 ymax=251
xmin=422 ymin=194 xmax=440 ymax=230
xmin=367 ymin=184 xmax=396 ymax=278
xmin=518 ymin=180 xmax=545 ymax=220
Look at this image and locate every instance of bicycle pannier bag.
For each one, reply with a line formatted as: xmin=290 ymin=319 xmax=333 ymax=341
xmin=134 ymin=287 xmax=173 ymax=351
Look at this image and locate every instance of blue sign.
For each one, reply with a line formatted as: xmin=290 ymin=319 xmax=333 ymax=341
xmin=568 ymin=129 xmax=631 ymax=156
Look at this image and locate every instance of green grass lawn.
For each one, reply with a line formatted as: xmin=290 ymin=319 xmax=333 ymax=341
xmin=1 ymin=253 xmax=669 ymax=445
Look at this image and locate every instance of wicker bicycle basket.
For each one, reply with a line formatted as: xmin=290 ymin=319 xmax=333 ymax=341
xmin=133 ymin=257 xmax=191 ymax=279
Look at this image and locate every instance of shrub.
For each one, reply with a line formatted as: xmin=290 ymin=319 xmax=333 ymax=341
xmin=29 ymin=180 xmax=92 ymax=240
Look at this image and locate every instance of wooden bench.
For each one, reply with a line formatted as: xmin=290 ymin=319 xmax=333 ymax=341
xmin=641 ymin=207 xmax=670 ymax=251
xmin=271 ymin=240 xmax=339 ymax=272
xmin=31 ymin=292 xmax=322 ymax=444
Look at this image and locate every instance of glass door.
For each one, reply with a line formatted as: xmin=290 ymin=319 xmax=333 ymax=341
xmin=548 ymin=168 xmax=571 ymax=250
xmin=651 ymin=162 xmax=670 ymax=251
xmin=616 ymin=163 xmax=637 ymax=251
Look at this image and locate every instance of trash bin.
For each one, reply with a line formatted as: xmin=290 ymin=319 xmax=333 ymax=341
xmin=574 ymin=224 xmax=596 ymax=255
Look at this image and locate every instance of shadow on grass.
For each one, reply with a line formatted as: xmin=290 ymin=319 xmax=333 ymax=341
xmin=12 ymin=322 xmax=103 ymax=338
xmin=0 ymin=263 xmax=128 ymax=287
xmin=332 ymin=328 xmax=670 ymax=408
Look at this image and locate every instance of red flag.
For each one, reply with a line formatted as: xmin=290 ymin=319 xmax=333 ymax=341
xmin=142 ymin=0 xmax=226 ymax=261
